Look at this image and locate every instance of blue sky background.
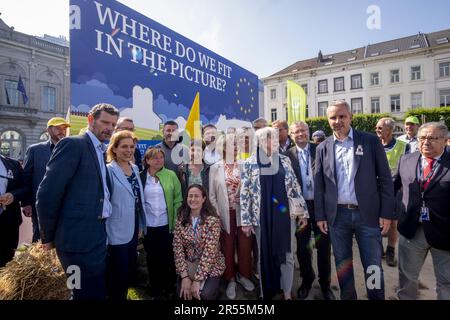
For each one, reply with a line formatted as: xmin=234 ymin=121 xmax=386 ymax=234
xmin=1 ymin=0 xmax=450 ymax=77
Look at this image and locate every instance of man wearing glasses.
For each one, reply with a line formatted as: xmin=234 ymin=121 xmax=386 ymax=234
xmin=393 ymin=122 xmax=450 ymax=300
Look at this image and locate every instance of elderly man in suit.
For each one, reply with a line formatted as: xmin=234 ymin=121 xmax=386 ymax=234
xmin=0 ymin=147 xmax=27 ymax=267
xmin=21 ymin=117 xmax=70 ymax=242
xmin=286 ymin=121 xmax=334 ymax=300
xmin=36 ymin=103 xmax=119 ymax=300
xmin=394 ymin=122 xmax=450 ymax=300
xmin=314 ymin=100 xmax=395 ymax=300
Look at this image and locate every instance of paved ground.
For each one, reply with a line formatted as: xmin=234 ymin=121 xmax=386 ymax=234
xmin=19 ymin=215 xmax=437 ymax=300
xmin=130 ymin=236 xmax=438 ymax=300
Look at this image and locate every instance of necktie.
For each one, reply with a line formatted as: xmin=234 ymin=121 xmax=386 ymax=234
xmin=422 ymin=158 xmax=435 ymax=190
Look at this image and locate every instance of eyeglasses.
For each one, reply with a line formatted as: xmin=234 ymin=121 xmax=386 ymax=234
xmin=418 ymin=136 xmax=443 ymax=143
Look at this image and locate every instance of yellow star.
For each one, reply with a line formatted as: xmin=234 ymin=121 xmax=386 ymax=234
xmin=237 ymin=99 xmax=240 ymax=104
xmin=240 ymin=107 xmax=243 ymax=111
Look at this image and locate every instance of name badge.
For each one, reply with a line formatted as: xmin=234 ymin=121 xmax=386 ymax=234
xmin=420 ymin=206 xmax=430 ymax=222
xmin=355 ymin=145 xmax=364 ymax=156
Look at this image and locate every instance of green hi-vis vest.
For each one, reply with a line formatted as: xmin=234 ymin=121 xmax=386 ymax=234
xmin=386 ymin=139 xmax=407 ymax=173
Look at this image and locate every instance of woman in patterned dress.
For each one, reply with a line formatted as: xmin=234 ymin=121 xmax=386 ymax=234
xmin=173 ymin=184 xmax=225 ymax=300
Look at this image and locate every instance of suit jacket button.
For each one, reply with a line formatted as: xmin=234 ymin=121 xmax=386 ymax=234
xmin=100 ymin=198 xmax=104 ymax=203
xmin=98 ymin=216 xmax=102 ymax=219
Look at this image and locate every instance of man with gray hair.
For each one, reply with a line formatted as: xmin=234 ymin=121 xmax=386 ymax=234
xmin=375 ymin=117 xmax=410 ymax=267
xmin=286 ymin=121 xmax=334 ymax=300
xmin=315 ymin=100 xmax=394 ymax=300
xmin=393 ymin=122 xmax=450 ymax=300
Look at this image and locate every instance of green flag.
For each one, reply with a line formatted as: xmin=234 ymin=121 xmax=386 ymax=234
xmin=287 ymin=80 xmax=306 ymax=124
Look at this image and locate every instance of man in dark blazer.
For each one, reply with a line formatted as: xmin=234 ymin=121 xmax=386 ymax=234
xmin=393 ymin=122 xmax=450 ymax=300
xmin=314 ymin=100 xmax=395 ymax=300
xmin=286 ymin=121 xmax=334 ymax=300
xmin=36 ymin=103 xmax=119 ymax=300
xmin=0 ymin=148 xmax=27 ymax=267
xmin=21 ymin=117 xmax=70 ymax=242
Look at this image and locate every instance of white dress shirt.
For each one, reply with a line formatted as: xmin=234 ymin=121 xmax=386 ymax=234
xmin=144 ymin=173 xmax=168 ymax=227
xmin=86 ymin=130 xmax=112 ymax=218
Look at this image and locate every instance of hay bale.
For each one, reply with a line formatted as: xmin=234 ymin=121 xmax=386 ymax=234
xmin=0 ymin=243 xmax=70 ymax=300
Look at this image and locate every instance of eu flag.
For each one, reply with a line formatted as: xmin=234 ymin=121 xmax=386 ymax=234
xmin=17 ymin=76 xmax=28 ymax=105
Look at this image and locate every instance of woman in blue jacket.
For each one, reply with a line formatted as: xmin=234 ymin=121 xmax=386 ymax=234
xmin=106 ymin=130 xmax=146 ymax=300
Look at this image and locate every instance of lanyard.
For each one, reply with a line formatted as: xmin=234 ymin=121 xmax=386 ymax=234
xmin=192 ymin=217 xmax=200 ymax=238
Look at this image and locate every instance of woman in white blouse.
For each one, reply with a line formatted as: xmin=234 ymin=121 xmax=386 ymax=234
xmin=139 ymin=147 xmax=183 ymax=299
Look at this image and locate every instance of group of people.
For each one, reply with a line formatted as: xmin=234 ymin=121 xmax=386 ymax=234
xmin=0 ymin=100 xmax=449 ymax=301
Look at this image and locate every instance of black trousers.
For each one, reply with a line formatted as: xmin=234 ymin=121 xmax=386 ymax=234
xmin=295 ymin=200 xmax=331 ymax=289
xmin=107 ymin=226 xmax=138 ymax=300
xmin=143 ymin=225 xmax=176 ymax=296
xmin=0 ymin=212 xmax=19 ymax=268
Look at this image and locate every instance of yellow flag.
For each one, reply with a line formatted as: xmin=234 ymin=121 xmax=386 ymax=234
xmin=287 ymin=80 xmax=306 ymax=124
xmin=185 ymin=92 xmax=201 ymax=139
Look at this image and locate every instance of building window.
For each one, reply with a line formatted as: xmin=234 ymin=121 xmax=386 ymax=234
xmin=390 ymin=95 xmax=401 ymax=112
xmin=270 ymin=88 xmax=276 ymax=100
xmin=351 ymin=98 xmax=363 ymax=114
xmin=370 ymin=72 xmax=379 ymax=86
xmin=301 ymin=84 xmax=308 ymax=94
xmin=318 ymin=80 xmax=328 ymax=94
xmin=370 ymin=97 xmax=380 ymax=113
xmin=439 ymin=62 xmax=450 ymax=78
xmin=305 ymin=104 xmax=309 ymax=118
xmin=271 ymin=108 xmax=277 ymax=122
xmin=0 ymin=130 xmax=23 ymax=159
xmin=411 ymin=66 xmax=421 ymax=81
xmin=440 ymin=89 xmax=450 ymax=107
xmin=351 ymin=74 xmax=362 ymax=89
xmin=318 ymin=101 xmax=328 ymax=117
xmin=284 ymin=103 xmax=288 ymax=121
xmin=42 ymin=86 xmax=56 ymax=112
xmin=411 ymin=92 xmax=423 ymax=109
xmin=334 ymin=77 xmax=345 ymax=92
xmin=4 ymin=80 xmax=19 ymax=106
xmin=390 ymin=69 xmax=400 ymax=83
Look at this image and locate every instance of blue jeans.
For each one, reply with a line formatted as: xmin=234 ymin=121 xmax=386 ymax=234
xmin=329 ymin=207 xmax=384 ymax=300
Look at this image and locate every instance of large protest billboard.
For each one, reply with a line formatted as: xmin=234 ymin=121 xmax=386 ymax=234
xmin=69 ymin=0 xmax=259 ymax=143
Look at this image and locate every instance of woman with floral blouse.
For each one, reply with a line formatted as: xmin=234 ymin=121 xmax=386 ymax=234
xmin=173 ymin=184 xmax=225 ymax=300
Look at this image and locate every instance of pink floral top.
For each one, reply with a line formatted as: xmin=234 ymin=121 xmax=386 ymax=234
xmin=173 ymin=215 xmax=225 ymax=281
xmin=224 ymin=162 xmax=240 ymax=210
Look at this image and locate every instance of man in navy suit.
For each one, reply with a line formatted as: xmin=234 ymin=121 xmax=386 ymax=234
xmin=394 ymin=122 xmax=450 ymax=300
xmin=286 ymin=121 xmax=334 ymax=300
xmin=0 ymin=148 xmax=27 ymax=267
xmin=36 ymin=103 xmax=119 ymax=300
xmin=314 ymin=100 xmax=395 ymax=300
xmin=21 ymin=117 xmax=70 ymax=242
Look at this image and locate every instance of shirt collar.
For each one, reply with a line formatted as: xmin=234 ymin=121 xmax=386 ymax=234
xmin=86 ymin=129 xmax=104 ymax=151
xmin=296 ymin=143 xmax=309 ymax=153
xmin=333 ymin=127 xmax=353 ymax=143
xmin=421 ymin=149 xmax=445 ymax=162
